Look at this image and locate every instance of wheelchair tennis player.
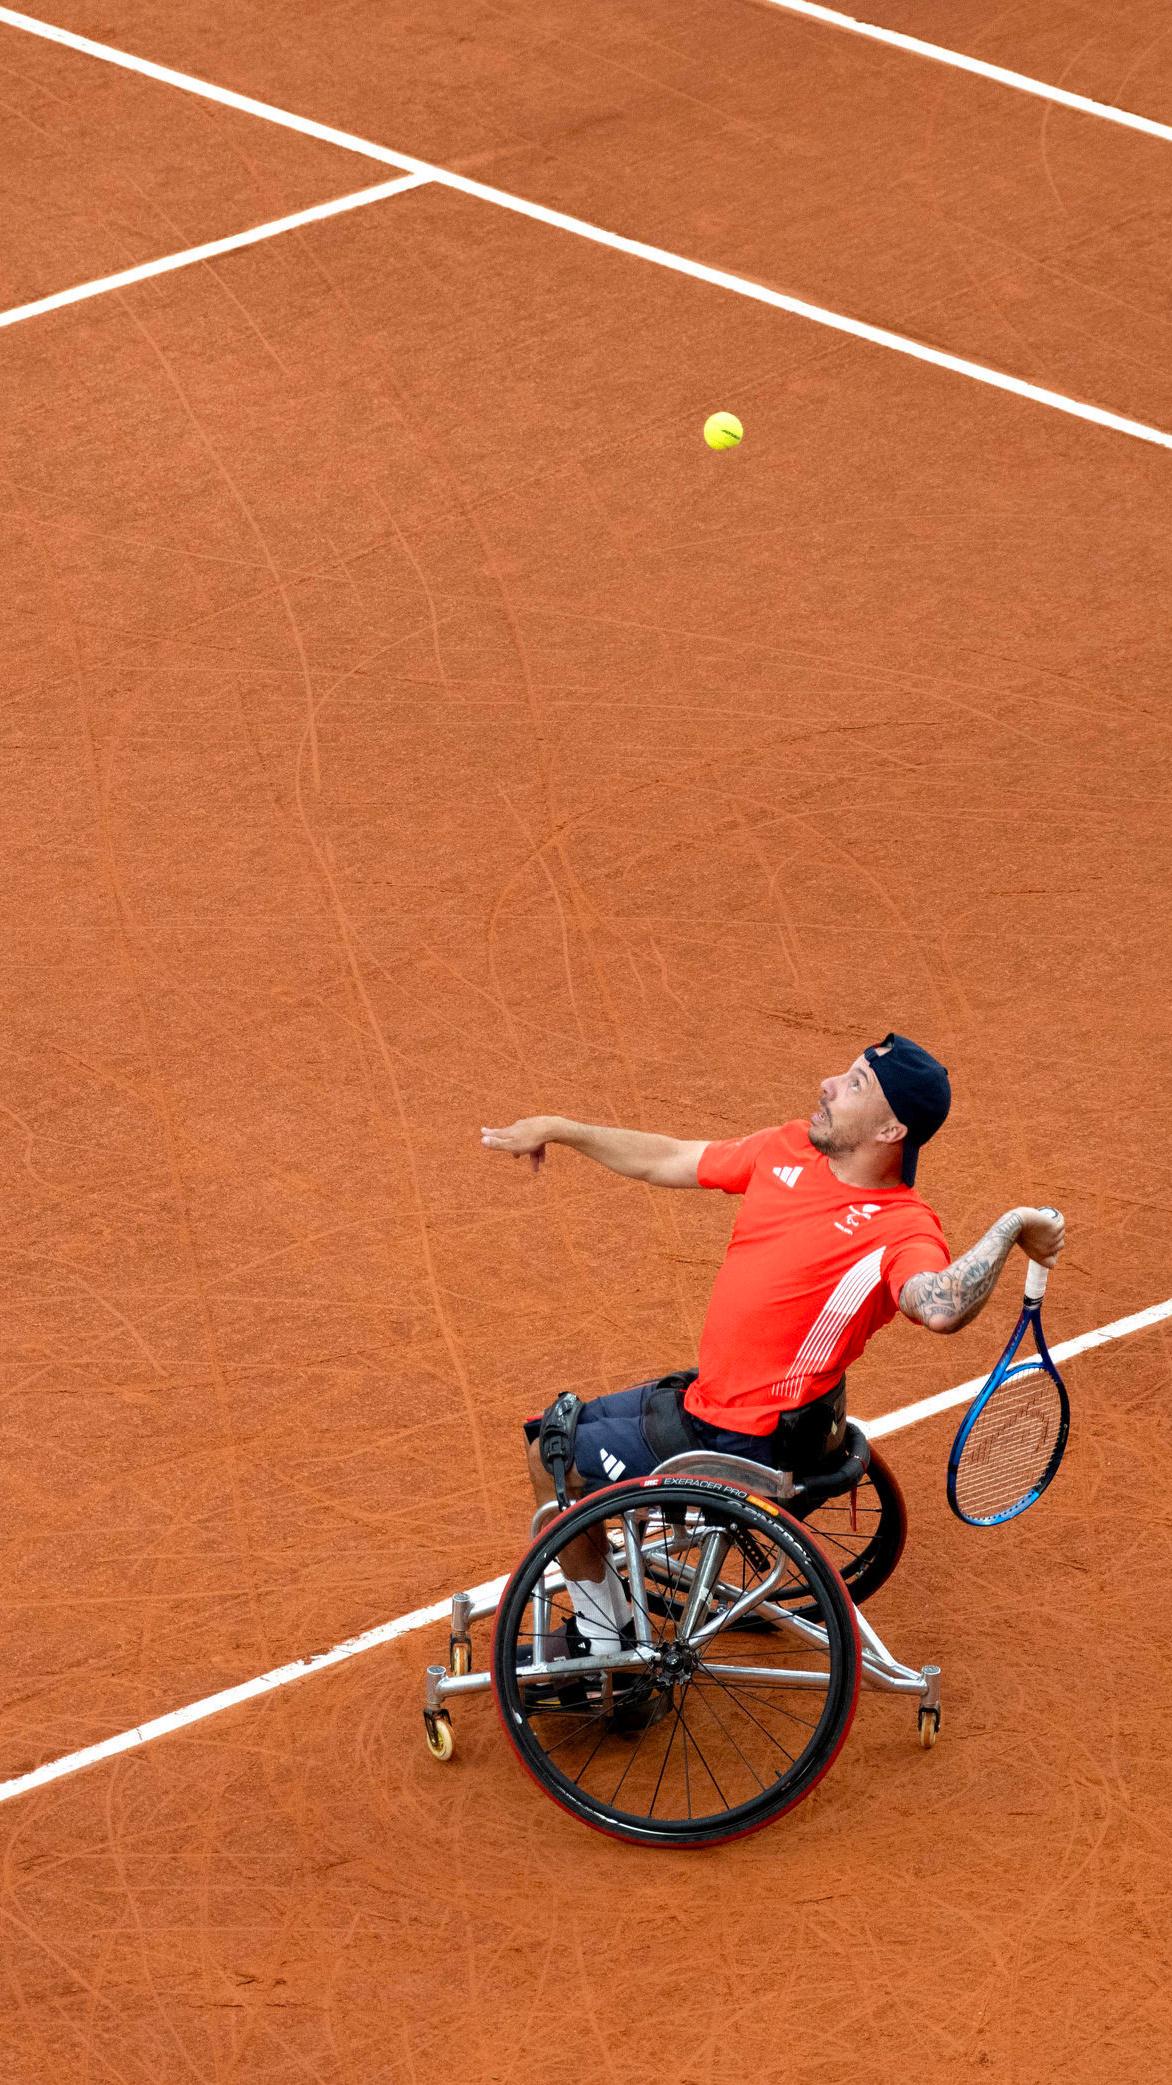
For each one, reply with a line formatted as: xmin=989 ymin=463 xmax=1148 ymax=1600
xmin=482 ymin=1033 xmax=1065 ymax=1659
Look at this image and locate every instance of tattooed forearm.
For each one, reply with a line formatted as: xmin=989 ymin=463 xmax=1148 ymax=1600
xmin=899 ymin=1211 xmax=1025 ymax=1333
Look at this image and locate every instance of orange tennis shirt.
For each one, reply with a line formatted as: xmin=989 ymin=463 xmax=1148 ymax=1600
xmin=685 ymin=1121 xmax=950 ymax=1435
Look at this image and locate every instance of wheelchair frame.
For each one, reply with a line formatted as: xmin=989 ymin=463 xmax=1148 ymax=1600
xmin=422 ymin=1449 xmax=942 ymax=1790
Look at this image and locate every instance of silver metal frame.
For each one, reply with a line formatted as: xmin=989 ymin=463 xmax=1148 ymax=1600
xmin=423 ymin=1458 xmax=941 ymax=1741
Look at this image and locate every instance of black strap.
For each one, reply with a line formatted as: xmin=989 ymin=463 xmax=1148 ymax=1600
xmin=538 ymin=1392 xmax=583 ymax=1509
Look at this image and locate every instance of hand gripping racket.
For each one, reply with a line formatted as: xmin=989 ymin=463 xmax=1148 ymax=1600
xmin=947 ymin=1218 xmax=1070 ymax=1527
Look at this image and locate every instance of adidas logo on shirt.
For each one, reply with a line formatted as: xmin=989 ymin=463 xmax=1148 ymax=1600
xmin=772 ymin=1164 xmax=804 ymax=1189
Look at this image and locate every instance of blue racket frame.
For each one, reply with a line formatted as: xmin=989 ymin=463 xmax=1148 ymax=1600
xmin=946 ymin=1273 xmax=1070 ymax=1528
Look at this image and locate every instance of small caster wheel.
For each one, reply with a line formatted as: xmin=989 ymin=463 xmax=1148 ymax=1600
xmin=450 ymin=1636 xmax=472 ymax=1677
xmin=424 ymin=1710 xmax=455 ymax=1762
xmin=918 ymin=1704 xmax=941 ymax=1750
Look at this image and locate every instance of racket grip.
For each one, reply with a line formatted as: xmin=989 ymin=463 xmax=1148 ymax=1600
xmin=1024 ymin=1207 xmax=1062 ymax=1303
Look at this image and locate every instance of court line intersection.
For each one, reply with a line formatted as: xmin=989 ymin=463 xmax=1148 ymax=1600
xmin=0 ymin=0 xmax=1168 ymax=1810
xmin=2 ymin=6 xmax=1171 ymax=449
xmin=0 ymin=174 xmax=428 ymax=331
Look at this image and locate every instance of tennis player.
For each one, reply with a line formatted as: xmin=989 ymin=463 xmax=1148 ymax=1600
xmin=482 ymin=1034 xmax=1065 ymax=1653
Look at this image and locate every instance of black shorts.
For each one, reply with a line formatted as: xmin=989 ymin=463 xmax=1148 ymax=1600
xmin=529 ymin=1372 xmax=846 ymax=1493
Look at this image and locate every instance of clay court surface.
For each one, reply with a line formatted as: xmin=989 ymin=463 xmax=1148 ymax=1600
xmin=1 ymin=1 xmax=1171 ymax=2077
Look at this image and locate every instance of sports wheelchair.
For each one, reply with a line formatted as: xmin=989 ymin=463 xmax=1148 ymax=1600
xmin=422 ymin=1425 xmax=941 ymax=1847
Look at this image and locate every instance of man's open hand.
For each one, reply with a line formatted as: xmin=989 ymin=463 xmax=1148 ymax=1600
xmin=481 ymin=1118 xmax=556 ymax=1172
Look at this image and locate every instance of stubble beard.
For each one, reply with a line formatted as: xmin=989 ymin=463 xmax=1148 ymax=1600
xmin=808 ymin=1114 xmax=855 ymax=1160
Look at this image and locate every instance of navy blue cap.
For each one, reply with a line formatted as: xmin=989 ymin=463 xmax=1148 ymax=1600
xmin=863 ymin=1032 xmax=951 ymax=1186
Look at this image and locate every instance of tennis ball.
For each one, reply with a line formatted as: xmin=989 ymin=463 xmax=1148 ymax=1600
xmin=703 ymin=411 xmax=743 ymax=451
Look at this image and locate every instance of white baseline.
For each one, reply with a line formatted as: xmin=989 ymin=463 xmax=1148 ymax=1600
xmin=1 ymin=8 xmax=1171 ymax=449
xmin=0 ymin=175 xmax=429 ymax=332
xmin=0 ymin=1292 xmax=1168 ymax=1810
xmin=866 ymin=1291 xmax=1172 ymax=1438
xmin=757 ymin=1 xmax=1172 ymax=149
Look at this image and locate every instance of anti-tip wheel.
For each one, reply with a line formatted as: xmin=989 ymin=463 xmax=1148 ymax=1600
xmin=918 ymin=1705 xmax=941 ymax=1750
xmin=424 ymin=1711 xmax=455 ymax=1762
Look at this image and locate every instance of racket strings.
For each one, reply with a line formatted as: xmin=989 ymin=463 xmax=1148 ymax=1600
xmin=953 ymin=1365 xmax=1064 ymax=1522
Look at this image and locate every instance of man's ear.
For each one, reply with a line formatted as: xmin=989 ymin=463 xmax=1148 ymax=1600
xmin=875 ymin=1118 xmax=908 ymax=1149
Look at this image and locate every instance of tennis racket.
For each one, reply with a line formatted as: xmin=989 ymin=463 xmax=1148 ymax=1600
xmin=947 ymin=1221 xmax=1069 ymax=1527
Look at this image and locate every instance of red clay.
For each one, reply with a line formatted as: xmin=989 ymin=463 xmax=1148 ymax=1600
xmin=46 ymin=0 xmax=1172 ymax=429
xmin=0 ymin=21 xmax=373 ymax=307
xmin=1 ymin=5 xmax=1170 ymax=2080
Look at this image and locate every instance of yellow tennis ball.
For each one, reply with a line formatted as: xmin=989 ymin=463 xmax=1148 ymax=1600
xmin=703 ymin=411 xmax=743 ymax=451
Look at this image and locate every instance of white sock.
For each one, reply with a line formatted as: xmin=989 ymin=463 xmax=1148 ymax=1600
xmin=564 ymin=1576 xmax=621 ymax=1653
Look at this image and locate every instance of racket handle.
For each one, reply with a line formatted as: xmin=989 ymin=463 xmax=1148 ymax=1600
xmin=1024 ymin=1207 xmax=1062 ymax=1304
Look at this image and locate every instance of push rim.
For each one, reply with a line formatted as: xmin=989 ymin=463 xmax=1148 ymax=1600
xmin=492 ymin=1476 xmax=860 ymax=1848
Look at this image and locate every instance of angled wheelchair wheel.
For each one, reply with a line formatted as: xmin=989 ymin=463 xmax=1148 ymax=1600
xmin=789 ymin=1443 xmax=907 ymax=1612
xmin=492 ymin=1476 xmax=860 ymax=1848
xmin=635 ymin=1445 xmax=906 ymax=1625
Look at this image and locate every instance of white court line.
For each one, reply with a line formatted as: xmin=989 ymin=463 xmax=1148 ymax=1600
xmin=0 ymin=4 xmax=1167 ymax=1791
xmin=0 ymin=174 xmax=429 ymax=331
xmin=0 ymin=1575 xmax=508 ymax=1808
xmin=1 ymin=8 xmax=1171 ymax=450
xmin=757 ymin=1 xmax=1172 ymax=148
xmin=0 ymin=1292 xmax=1168 ymax=1809
xmin=865 ymin=1292 xmax=1172 ymax=1438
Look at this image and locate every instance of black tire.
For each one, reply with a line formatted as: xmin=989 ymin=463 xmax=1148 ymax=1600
xmin=636 ymin=1446 xmax=907 ymax=1626
xmin=788 ymin=1443 xmax=907 ymax=1612
xmin=492 ymin=1477 xmax=860 ymax=1848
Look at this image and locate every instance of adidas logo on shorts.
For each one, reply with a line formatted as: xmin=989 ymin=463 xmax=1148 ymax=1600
xmin=599 ymin=1449 xmax=627 ymax=1481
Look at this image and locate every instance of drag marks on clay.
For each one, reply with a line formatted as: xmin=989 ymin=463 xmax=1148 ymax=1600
xmin=755 ymin=0 xmax=1172 ymax=147
xmin=291 ymin=700 xmax=498 ymax=1530
xmin=4 ymin=8 xmax=1172 ymax=445
xmin=368 ymin=374 xmax=717 ymax=1363
xmin=0 ymin=14 xmax=1167 ymax=2085
xmin=4 ymin=215 xmax=1159 ymax=1793
xmin=1 ymin=1292 xmax=1168 ymax=1809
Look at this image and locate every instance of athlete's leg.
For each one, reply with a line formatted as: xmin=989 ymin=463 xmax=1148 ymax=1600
xmin=524 ymin=1437 xmax=629 ymax=1648
xmin=524 ymin=1385 xmax=657 ymax=1649
xmin=525 ymin=1432 xmax=602 ymax=1579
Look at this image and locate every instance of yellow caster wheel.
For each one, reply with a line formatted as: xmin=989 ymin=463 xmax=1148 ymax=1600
xmin=918 ymin=1705 xmax=941 ymax=1750
xmin=424 ymin=1710 xmax=455 ymax=1762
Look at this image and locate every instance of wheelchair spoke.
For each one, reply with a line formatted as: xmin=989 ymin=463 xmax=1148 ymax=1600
xmin=677 ymin=1677 xmax=769 ymax=1793
xmin=604 ymin=1717 xmax=657 ymax=1807
xmin=803 ymin=1516 xmax=879 ymax=1567
xmin=674 ymin=1695 xmax=734 ymax=1817
xmin=648 ymin=1688 xmax=731 ymax=1817
xmin=609 ymin=1692 xmax=677 ymax=1811
xmin=493 ymin=1476 xmax=860 ymax=1844
xmin=695 ymin=1677 xmax=821 ymax=1730
xmin=691 ymin=1664 xmax=815 ymax=1765
xmin=680 ymin=1695 xmax=693 ymax=1821
xmin=665 ymin=1687 xmax=731 ymax=1813
xmin=538 ymin=1711 xmax=609 ymax=1757
xmin=563 ymin=1712 xmax=619 ymax=1789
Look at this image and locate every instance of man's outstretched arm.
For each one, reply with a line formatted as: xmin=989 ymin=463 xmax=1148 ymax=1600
xmin=900 ymin=1207 xmax=1065 ymax=1335
xmin=481 ymin=1116 xmax=708 ymax=1187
